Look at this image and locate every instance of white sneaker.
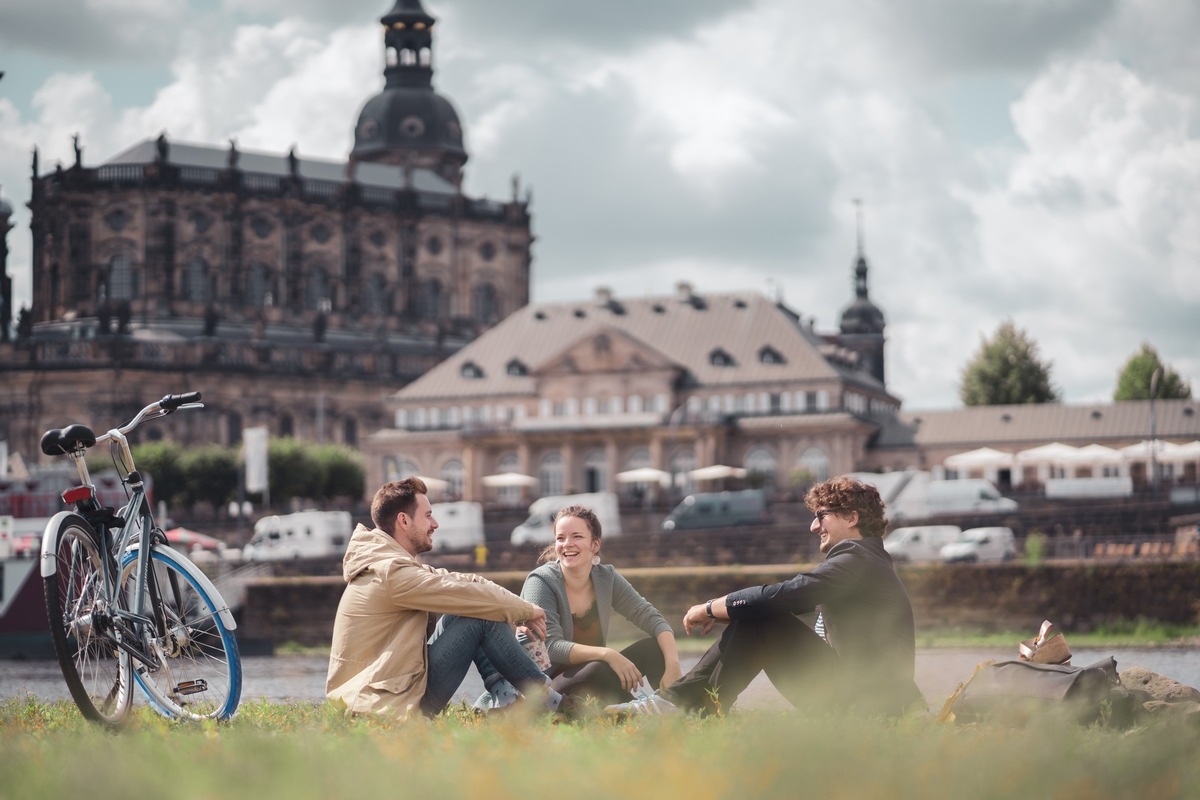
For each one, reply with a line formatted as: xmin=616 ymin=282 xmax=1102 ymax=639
xmin=604 ymin=691 xmax=680 ymax=717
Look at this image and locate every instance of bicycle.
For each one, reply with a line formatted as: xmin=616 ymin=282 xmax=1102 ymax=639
xmin=39 ymin=392 xmax=242 ymax=725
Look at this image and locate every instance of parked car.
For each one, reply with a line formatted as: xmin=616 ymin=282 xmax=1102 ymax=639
xmin=883 ymin=525 xmax=964 ymax=563
xmin=661 ymin=489 xmax=768 ymax=532
xmin=940 ymin=526 xmax=1018 ymax=563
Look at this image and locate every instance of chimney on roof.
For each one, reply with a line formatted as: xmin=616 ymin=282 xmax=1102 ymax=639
xmin=595 ymin=286 xmax=612 ymax=304
xmin=675 ymin=282 xmax=693 ymax=302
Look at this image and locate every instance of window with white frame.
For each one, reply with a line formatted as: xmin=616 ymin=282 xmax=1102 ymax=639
xmin=441 ymin=459 xmax=464 ymax=499
xmin=540 ymin=452 xmax=564 ymax=495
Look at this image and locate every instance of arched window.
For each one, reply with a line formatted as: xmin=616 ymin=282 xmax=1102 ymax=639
xmin=669 ymin=447 xmax=696 ymax=495
xmin=384 ymin=458 xmax=420 ymax=482
xmin=441 ymin=459 xmax=464 ymax=499
xmin=184 ymin=257 xmax=210 ymax=304
xmin=495 ymin=452 xmax=521 ymax=507
xmin=246 ymin=263 xmax=268 ymax=307
xmin=745 ymin=446 xmax=776 ymax=490
xmin=583 ymin=450 xmax=607 ymax=494
xmin=343 ymin=417 xmax=357 ymax=447
xmin=365 ymin=274 xmax=387 ymax=315
xmin=278 ymin=413 xmax=294 ymax=438
xmin=798 ymin=447 xmax=830 ymax=484
xmin=226 ymin=411 xmax=243 ymax=447
xmin=418 ymin=279 xmax=443 ymax=320
xmin=472 ymin=282 xmax=499 ymax=324
xmin=108 ymin=254 xmax=137 ymax=301
xmin=307 ymin=267 xmax=329 ymax=311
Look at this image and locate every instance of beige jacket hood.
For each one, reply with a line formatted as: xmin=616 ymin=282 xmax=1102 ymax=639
xmin=325 ymin=523 xmax=537 ymax=718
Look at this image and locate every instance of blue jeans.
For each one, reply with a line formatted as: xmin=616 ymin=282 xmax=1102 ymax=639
xmin=420 ymin=615 xmax=548 ymax=716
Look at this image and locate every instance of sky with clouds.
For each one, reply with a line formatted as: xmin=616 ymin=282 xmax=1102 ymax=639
xmin=1 ymin=0 xmax=1197 ymax=410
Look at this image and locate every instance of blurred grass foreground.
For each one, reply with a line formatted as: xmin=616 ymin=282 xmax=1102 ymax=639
xmin=2 ymin=697 xmax=1198 ymax=800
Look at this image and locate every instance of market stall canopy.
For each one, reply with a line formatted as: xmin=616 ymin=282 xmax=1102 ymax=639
xmin=1058 ymin=444 xmax=1123 ymax=464
xmin=481 ymin=472 xmax=539 ymax=488
xmin=1119 ymin=440 xmax=1185 ymax=459
xmin=688 ymin=464 xmax=748 ymax=481
xmin=1014 ymin=442 xmax=1080 ymax=465
xmin=615 ymin=467 xmax=671 ymax=484
xmin=943 ymin=447 xmax=1014 ymax=469
xmin=1167 ymin=441 xmax=1200 ymax=460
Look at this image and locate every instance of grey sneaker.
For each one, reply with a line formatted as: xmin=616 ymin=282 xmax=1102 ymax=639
xmin=473 ymin=679 xmax=521 ymax=711
xmin=605 ymin=692 xmax=680 ymax=717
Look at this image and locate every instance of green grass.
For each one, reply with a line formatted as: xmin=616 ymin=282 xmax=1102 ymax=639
xmin=2 ymin=696 xmax=1198 ymax=800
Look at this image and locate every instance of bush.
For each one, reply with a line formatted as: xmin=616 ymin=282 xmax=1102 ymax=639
xmin=177 ymin=444 xmax=240 ymax=508
xmin=313 ymin=444 xmax=365 ymax=500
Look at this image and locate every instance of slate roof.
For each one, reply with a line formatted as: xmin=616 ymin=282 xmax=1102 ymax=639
xmin=391 ymin=289 xmax=871 ymax=402
xmin=105 ymin=139 xmax=458 ymax=195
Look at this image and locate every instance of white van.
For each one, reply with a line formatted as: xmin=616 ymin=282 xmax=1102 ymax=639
xmin=888 ymin=473 xmax=1018 ymax=521
xmin=883 ymin=525 xmax=963 ymax=563
xmin=940 ymin=527 xmax=1017 ymax=563
xmin=430 ymin=501 xmax=485 ymax=551
xmin=243 ymin=510 xmax=352 ymax=561
xmin=510 ymin=492 xmax=622 ymax=546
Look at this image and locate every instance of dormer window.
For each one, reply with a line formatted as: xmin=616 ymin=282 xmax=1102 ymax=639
xmin=709 ymin=348 xmax=735 ymax=367
xmin=461 ymin=361 xmax=484 ymax=379
xmin=758 ymin=345 xmax=785 ymax=365
xmin=506 ymin=359 xmax=528 ymax=376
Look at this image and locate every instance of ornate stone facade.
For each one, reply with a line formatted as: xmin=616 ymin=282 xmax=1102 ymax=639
xmin=0 ymin=0 xmax=531 ymax=461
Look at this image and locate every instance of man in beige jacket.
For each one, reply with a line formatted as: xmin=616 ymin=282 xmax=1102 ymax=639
xmin=326 ymin=477 xmax=565 ymax=718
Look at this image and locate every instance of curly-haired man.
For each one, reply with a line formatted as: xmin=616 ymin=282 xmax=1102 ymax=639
xmin=609 ymin=476 xmax=924 ymax=717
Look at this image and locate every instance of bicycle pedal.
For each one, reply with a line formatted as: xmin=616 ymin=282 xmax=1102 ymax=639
xmin=175 ymin=679 xmax=208 ymax=696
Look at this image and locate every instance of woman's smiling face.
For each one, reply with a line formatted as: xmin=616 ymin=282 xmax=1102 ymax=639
xmin=554 ymin=514 xmax=598 ymax=568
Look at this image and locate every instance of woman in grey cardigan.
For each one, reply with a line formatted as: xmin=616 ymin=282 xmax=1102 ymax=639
xmin=520 ymin=504 xmax=682 ymax=705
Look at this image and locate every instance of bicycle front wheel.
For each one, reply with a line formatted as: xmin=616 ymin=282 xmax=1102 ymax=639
xmin=42 ymin=514 xmax=134 ymax=726
xmin=120 ymin=545 xmax=242 ymax=720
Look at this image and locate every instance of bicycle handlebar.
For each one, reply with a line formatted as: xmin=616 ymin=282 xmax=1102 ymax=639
xmin=39 ymin=391 xmax=204 ymax=455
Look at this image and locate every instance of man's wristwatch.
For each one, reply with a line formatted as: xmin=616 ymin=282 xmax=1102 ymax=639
xmin=705 ymin=599 xmax=715 ymax=619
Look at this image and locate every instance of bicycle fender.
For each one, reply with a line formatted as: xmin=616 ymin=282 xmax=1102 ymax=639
xmin=40 ymin=511 xmax=87 ymax=578
xmin=140 ymin=544 xmax=239 ymax=631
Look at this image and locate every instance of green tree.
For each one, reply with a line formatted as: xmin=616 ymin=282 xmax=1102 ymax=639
xmin=266 ymin=438 xmax=326 ymax=505
xmin=1113 ymin=343 xmax=1192 ymax=401
xmin=131 ymin=441 xmax=188 ymax=509
xmin=314 ymin=444 xmax=365 ymax=500
xmin=959 ymin=320 xmax=1059 ymax=406
xmin=177 ymin=444 xmax=240 ymax=508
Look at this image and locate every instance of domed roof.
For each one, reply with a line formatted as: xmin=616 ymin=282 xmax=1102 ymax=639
xmin=351 ymin=86 xmax=466 ymax=162
xmin=839 ymin=253 xmax=885 ymax=334
xmin=840 ymin=296 xmax=885 ymax=334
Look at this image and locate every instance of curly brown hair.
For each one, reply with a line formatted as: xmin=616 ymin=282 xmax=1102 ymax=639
xmin=804 ymin=476 xmax=887 ymax=538
xmin=370 ymin=477 xmax=428 ymax=534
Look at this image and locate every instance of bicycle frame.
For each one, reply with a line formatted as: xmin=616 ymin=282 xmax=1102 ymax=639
xmin=50 ymin=405 xmax=195 ymax=669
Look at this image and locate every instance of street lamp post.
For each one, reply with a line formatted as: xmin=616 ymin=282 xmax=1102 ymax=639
xmin=1149 ymin=366 xmax=1163 ymax=494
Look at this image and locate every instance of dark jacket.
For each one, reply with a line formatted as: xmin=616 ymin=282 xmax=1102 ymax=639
xmin=725 ymin=536 xmax=922 ymax=711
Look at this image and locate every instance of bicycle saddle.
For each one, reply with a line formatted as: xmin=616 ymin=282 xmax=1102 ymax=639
xmin=40 ymin=423 xmax=97 ymax=455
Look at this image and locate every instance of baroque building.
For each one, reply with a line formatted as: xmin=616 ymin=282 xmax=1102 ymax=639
xmin=0 ymin=0 xmax=531 ymax=461
xmin=363 ymin=276 xmax=899 ymax=504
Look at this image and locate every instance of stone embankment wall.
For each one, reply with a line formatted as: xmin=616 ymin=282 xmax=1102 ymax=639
xmin=240 ymin=562 xmax=1200 ymax=648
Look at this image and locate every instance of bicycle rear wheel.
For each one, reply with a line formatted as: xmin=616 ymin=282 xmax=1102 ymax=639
xmin=120 ymin=545 xmax=242 ymax=720
xmin=42 ymin=514 xmax=133 ymax=726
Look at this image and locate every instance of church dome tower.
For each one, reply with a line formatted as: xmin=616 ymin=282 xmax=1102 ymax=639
xmin=838 ymin=202 xmax=887 ymax=385
xmin=350 ymin=0 xmax=468 ymax=186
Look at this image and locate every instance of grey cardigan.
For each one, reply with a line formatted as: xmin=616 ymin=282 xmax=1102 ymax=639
xmin=521 ymin=562 xmax=674 ymax=668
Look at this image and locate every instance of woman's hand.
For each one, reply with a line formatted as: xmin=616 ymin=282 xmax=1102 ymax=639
xmin=659 ymin=660 xmax=683 ymax=691
xmin=604 ymin=648 xmax=643 ymax=692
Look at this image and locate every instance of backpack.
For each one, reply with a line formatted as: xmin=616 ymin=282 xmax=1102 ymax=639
xmin=940 ymin=656 xmax=1137 ymax=727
